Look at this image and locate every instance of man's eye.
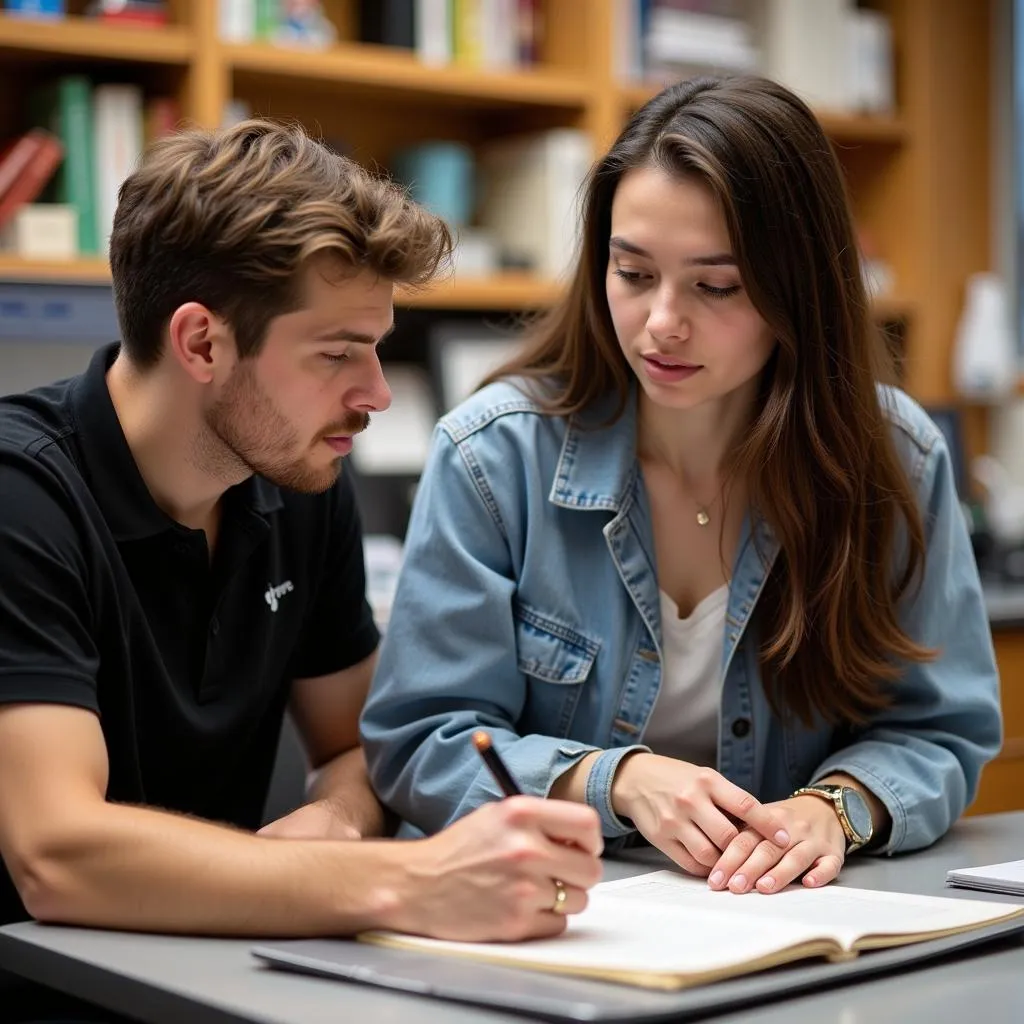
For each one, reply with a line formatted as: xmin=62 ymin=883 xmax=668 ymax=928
xmin=323 ymin=353 xmax=350 ymax=364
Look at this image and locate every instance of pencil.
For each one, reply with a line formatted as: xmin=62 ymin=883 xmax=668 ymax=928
xmin=472 ymin=730 xmax=522 ymax=798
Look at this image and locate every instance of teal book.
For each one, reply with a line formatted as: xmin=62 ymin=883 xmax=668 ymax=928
xmin=30 ymin=75 xmax=99 ymax=255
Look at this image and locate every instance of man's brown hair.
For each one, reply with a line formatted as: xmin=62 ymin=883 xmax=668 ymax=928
xmin=110 ymin=118 xmax=452 ymax=368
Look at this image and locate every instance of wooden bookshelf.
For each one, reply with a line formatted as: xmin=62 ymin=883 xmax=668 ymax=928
xmin=0 ymin=256 xmax=112 ymax=285
xmin=0 ymin=257 xmax=562 ymax=310
xmin=0 ymin=14 xmax=192 ymax=63
xmin=0 ymin=1 xmax=996 ymax=398
xmin=225 ymin=41 xmax=590 ymax=109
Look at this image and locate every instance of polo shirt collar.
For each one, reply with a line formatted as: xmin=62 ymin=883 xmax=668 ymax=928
xmin=70 ymin=343 xmax=283 ymax=542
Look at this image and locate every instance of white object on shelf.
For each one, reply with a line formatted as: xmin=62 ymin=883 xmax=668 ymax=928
xmin=430 ymin=322 xmax=525 ymax=412
xmin=0 ymin=204 xmax=77 ymax=259
xmin=219 ymin=0 xmax=255 ymax=42
xmin=476 ymin=129 xmax=592 ymax=280
xmin=452 ymin=228 xmax=498 ymax=278
xmin=645 ymin=9 xmax=758 ymax=74
xmin=362 ymin=533 xmax=405 ymax=632
xmin=845 ymin=8 xmax=895 ymax=115
xmin=973 ymin=454 xmax=1024 ymax=547
xmin=349 ymin=364 xmax=437 ymax=475
xmin=952 ymin=272 xmax=1017 ymax=403
xmin=758 ymin=0 xmax=855 ymax=112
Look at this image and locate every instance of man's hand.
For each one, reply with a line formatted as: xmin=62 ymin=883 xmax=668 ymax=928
xmin=391 ymin=796 xmax=604 ymax=942
xmin=610 ymin=753 xmax=791 ymax=876
xmin=708 ymin=794 xmax=847 ymax=894
xmin=257 ymin=797 xmax=369 ymax=841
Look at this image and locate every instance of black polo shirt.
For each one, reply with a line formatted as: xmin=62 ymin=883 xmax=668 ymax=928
xmin=0 ymin=343 xmax=379 ymax=926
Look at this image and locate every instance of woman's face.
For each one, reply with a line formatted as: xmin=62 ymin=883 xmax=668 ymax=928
xmin=605 ymin=165 xmax=775 ymax=413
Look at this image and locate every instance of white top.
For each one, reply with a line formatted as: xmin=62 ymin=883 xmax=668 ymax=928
xmin=642 ymin=585 xmax=728 ymax=768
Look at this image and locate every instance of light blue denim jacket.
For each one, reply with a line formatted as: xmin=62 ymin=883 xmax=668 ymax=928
xmin=360 ymin=381 xmax=1002 ymax=853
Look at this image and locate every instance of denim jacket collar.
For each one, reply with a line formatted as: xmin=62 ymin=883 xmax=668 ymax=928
xmin=549 ymin=386 xmax=639 ymax=513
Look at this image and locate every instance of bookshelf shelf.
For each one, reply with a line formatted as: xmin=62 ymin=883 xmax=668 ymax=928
xmin=618 ymin=83 xmax=907 ymax=145
xmin=226 ymin=42 xmax=590 ymax=110
xmin=815 ymin=111 xmax=907 ymax=144
xmin=871 ymin=296 xmax=917 ymax=322
xmin=398 ymin=273 xmax=564 ymax=310
xmin=0 ymin=14 xmax=192 ymax=64
xmin=0 ymin=257 xmax=917 ymax=324
xmin=0 ymin=258 xmax=563 ymax=312
xmin=0 ymin=256 xmax=111 ymax=285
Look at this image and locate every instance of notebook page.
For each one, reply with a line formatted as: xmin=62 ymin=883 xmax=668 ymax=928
xmin=602 ymin=871 xmax=1024 ymax=949
xmin=363 ymin=879 xmax=830 ymax=977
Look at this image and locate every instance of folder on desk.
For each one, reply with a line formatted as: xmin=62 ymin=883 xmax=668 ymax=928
xmin=252 ymin=870 xmax=1024 ymax=1022
xmin=947 ymin=859 xmax=1024 ymax=896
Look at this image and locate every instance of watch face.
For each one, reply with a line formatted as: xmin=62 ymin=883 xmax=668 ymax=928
xmin=840 ymin=788 xmax=873 ymax=840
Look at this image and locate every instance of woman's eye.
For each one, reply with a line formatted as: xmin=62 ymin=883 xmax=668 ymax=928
xmin=699 ymin=283 xmax=741 ymax=300
xmin=614 ymin=268 xmax=646 ymax=286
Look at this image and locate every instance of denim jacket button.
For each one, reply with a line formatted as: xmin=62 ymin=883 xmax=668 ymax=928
xmin=731 ymin=717 xmax=751 ymax=738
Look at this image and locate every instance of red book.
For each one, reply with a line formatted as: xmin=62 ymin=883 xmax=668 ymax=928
xmin=0 ymin=131 xmax=64 ymax=231
xmin=0 ymin=130 xmax=47 ymax=205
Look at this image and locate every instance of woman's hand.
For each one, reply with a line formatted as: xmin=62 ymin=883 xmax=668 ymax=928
xmin=611 ymin=753 xmax=792 ymax=876
xmin=708 ymin=794 xmax=847 ymax=894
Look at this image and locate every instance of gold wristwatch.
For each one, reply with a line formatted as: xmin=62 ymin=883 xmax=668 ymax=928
xmin=792 ymin=783 xmax=874 ymax=854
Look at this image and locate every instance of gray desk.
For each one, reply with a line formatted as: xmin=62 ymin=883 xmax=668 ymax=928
xmin=3 ymin=812 xmax=1024 ymax=1024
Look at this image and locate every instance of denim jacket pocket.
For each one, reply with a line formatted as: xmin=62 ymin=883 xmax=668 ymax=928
xmin=514 ymin=602 xmax=601 ymax=736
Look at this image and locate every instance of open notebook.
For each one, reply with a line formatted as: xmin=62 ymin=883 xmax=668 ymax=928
xmin=947 ymin=859 xmax=1024 ymax=896
xmin=360 ymin=869 xmax=1024 ymax=992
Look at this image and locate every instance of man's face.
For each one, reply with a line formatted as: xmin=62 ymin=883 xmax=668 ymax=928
xmin=204 ymin=258 xmax=393 ymax=494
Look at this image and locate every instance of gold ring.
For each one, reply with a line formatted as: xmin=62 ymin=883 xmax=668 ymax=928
xmin=551 ymin=879 xmax=568 ymax=914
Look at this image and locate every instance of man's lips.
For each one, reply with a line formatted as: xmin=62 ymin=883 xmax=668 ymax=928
xmin=324 ymin=436 xmax=353 ymax=454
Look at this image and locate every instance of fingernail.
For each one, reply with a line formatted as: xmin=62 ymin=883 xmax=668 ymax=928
xmin=709 ymin=871 xmax=723 ymax=887
xmin=805 ymin=875 xmax=816 ymax=887
xmin=729 ymin=874 xmax=747 ymax=891
xmin=775 ymin=830 xmax=790 ymax=846
xmin=759 ymin=876 xmax=775 ymax=892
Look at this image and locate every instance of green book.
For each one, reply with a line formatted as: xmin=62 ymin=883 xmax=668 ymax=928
xmin=255 ymin=0 xmax=279 ymax=40
xmin=30 ymin=75 xmax=99 ymax=256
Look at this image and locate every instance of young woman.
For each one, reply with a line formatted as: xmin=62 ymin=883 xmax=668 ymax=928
xmin=360 ymin=76 xmax=1001 ymax=896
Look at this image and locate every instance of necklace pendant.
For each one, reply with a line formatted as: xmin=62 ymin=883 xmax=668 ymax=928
xmin=696 ymin=509 xmax=710 ymax=527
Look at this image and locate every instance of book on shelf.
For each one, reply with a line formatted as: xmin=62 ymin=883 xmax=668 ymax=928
xmin=360 ymin=869 xmax=1024 ymax=991
xmin=355 ymin=0 xmax=537 ymax=69
xmin=0 ymin=129 xmax=64 ymax=232
xmin=2 ymin=0 xmax=65 ymax=17
xmin=92 ymin=83 xmax=144 ymax=255
xmin=30 ymin=75 xmax=99 ymax=256
xmin=476 ymin=128 xmax=592 ymax=281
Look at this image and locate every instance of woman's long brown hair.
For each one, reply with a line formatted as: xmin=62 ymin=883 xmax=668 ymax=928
xmin=482 ymin=75 xmax=933 ymax=727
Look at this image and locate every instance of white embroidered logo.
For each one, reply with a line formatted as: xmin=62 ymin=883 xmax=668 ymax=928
xmin=265 ymin=580 xmax=294 ymax=612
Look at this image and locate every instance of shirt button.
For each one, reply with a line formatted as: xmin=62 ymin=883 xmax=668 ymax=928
xmin=210 ymin=617 xmax=220 ymax=636
xmin=731 ymin=717 xmax=751 ymax=738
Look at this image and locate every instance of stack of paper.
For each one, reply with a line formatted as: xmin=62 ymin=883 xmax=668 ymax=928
xmin=946 ymin=860 xmax=1024 ymax=897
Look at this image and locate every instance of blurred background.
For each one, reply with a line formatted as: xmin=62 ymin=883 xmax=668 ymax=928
xmin=1 ymin=0 xmax=1023 ymax=817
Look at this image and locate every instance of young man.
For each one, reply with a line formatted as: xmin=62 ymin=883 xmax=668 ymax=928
xmin=0 ymin=120 xmax=602 ymax=1020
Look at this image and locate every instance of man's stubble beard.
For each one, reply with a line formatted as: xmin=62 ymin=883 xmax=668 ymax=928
xmin=198 ymin=359 xmax=368 ymax=494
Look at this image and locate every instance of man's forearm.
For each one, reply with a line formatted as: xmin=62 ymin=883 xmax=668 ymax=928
xmin=19 ymin=801 xmax=407 ymax=935
xmin=308 ymin=745 xmax=387 ymax=837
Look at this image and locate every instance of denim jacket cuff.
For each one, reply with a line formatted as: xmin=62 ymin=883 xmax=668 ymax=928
xmin=585 ymin=744 xmax=650 ymax=837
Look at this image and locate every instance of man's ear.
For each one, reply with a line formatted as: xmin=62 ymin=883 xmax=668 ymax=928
xmin=166 ymin=303 xmax=236 ymax=385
